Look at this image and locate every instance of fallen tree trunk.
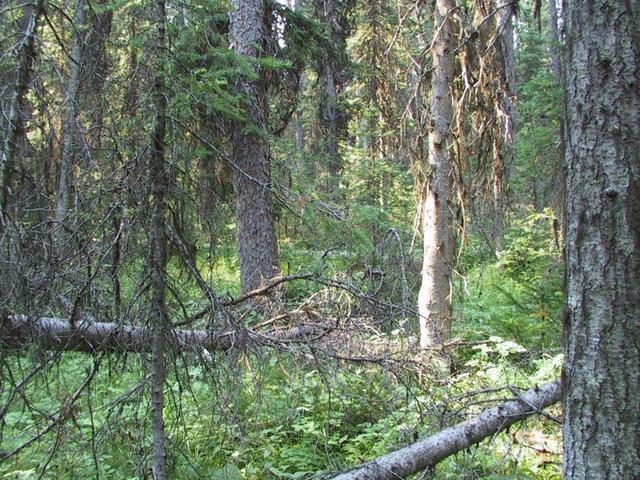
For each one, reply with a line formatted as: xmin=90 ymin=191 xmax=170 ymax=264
xmin=0 ymin=315 xmax=324 ymax=354
xmin=331 ymin=380 xmax=561 ymax=480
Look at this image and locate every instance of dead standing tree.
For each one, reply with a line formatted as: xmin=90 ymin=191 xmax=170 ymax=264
xmin=417 ymin=0 xmax=457 ymax=348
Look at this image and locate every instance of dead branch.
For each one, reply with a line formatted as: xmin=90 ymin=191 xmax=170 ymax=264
xmin=0 ymin=314 xmax=332 ymax=354
xmin=328 ymin=380 xmax=561 ymax=480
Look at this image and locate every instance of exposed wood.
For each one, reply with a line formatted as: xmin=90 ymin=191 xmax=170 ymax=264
xmin=331 ymin=381 xmax=561 ymax=480
xmin=418 ymin=0 xmax=457 ymax=348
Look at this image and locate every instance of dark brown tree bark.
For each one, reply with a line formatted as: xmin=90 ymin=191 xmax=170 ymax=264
xmin=562 ymin=1 xmax=640 ymax=478
xmin=229 ymin=0 xmax=280 ymax=293
xmin=418 ymin=0 xmax=457 ymax=348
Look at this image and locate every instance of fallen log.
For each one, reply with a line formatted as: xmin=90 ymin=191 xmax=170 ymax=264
xmin=0 ymin=314 xmax=324 ymax=354
xmin=330 ymin=380 xmax=561 ymax=479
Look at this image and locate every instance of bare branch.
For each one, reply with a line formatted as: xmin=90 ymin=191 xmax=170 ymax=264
xmin=328 ymin=380 xmax=561 ymax=480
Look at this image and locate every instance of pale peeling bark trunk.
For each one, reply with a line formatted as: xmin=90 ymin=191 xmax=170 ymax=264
xmin=229 ymin=0 xmax=280 ymax=293
xmin=0 ymin=0 xmax=44 ymax=223
xmin=418 ymin=0 xmax=456 ymax=348
xmin=149 ymin=0 xmax=168 ymax=476
xmin=563 ymin=1 xmax=640 ymax=478
xmin=331 ymin=381 xmax=561 ymax=480
xmin=55 ymin=0 xmax=86 ymax=247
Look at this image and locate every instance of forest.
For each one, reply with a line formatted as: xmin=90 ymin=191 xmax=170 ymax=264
xmin=0 ymin=0 xmax=638 ymax=478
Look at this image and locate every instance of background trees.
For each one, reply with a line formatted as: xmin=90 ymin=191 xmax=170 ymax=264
xmin=0 ymin=0 xmax=631 ymax=477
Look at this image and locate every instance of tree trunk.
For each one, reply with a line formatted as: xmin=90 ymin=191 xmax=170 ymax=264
xmin=562 ymin=1 xmax=640 ymax=478
xmin=315 ymin=0 xmax=349 ymax=194
xmin=55 ymin=0 xmax=86 ymax=247
xmin=331 ymin=381 xmax=561 ymax=480
xmin=547 ymin=0 xmax=561 ymax=79
xmin=229 ymin=0 xmax=280 ymax=293
xmin=149 ymin=0 xmax=169 ymax=476
xmin=80 ymin=0 xmax=113 ymax=153
xmin=318 ymin=52 xmax=340 ymax=192
xmin=418 ymin=0 xmax=456 ymax=348
xmin=0 ymin=0 xmax=45 ymax=224
xmin=492 ymin=137 xmax=505 ymax=255
xmin=547 ymin=0 xmax=566 ymax=249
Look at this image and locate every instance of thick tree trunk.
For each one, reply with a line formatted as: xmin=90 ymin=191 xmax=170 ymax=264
xmin=229 ymin=0 xmax=280 ymax=293
xmin=418 ymin=0 xmax=456 ymax=348
xmin=562 ymin=1 xmax=640 ymax=478
xmin=0 ymin=0 xmax=44 ymax=224
xmin=331 ymin=381 xmax=561 ymax=480
xmin=55 ymin=0 xmax=86 ymax=246
xmin=149 ymin=0 xmax=169 ymax=476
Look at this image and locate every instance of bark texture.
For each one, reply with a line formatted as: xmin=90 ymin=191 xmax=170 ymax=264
xmin=418 ymin=0 xmax=456 ymax=348
xmin=229 ymin=0 xmax=280 ymax=293
xmin=563 ymin=1 xmax=640 ymax=478
xmin=332 ymin=381 xmax=561 ymax=480
xmin=548 ymin=0 xmax=566 ymax=245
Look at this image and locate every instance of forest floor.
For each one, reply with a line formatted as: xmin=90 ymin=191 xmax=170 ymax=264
xmin=0 ymin=211 xmax=564 ymax=479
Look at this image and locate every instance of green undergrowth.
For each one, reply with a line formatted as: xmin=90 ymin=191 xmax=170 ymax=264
xmin=0 ymin=346 xmax=561 ymax=479
xmin=1 ymin=210 xmax=564 ymax=479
